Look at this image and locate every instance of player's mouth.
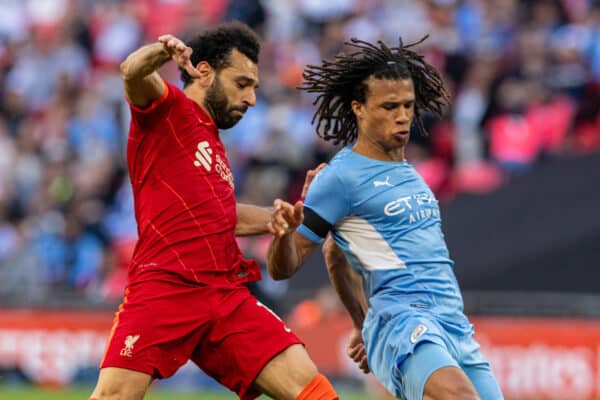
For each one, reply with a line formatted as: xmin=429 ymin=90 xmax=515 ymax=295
xmin=392 ymin=130 xmax=409 ymax=140
xmin=230 ymin=106 xmax=247 ymax=117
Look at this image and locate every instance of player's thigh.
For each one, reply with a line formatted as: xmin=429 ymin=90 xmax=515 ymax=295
xmin=254 ymin=343 xmax=319 ymax=400
xmin=457 ymin=334 xmax=504 ymax=400
xmin=91 ymin=367 xmax=153 ymax=400
xmin=101 ymin=281 xmax=213 ymax=379
xmin=461 ymin=360 xmax=503 ymax=399
xmin=423 ymin=366 xmax=479 ymax=400
xmin=191 ymin=292 xmax=305 ymax=400
xmin=398 ymin=341 xmax=477 ymax=400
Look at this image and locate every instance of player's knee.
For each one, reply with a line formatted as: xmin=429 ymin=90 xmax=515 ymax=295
xmin=296 ymin=373 xmax=339 ymax=400
xmin=286 ymin=351 xmax=319 ymax=389
xmin=92 ymin=367 xmax=151 ymax=400
xmin=91 ymin=385 xmax=146 ymax=400
xmin=297 ymin=362 xmax=319 ymax=386
xmin=430 ymin=384 xmax=479 ymax=400
xmin=256 ymin=344 xmax=319 ymax=399
xmin=451 ymin=387 xmax=479 ymax=400
xmin=91 ymin=379 xmax=148 ymax=400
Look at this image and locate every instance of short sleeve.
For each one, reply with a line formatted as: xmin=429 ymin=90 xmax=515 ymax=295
xmin=297 ymin=165 xmax=350 ymax=243
xmin=127 ymin=80 xmax=179 ymax=129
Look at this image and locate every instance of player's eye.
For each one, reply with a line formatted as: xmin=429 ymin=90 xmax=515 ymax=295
xmin=383 ymin=103 xmax=398 ymax=110
xmin=404 ymin=101 xmax=414 ymax=109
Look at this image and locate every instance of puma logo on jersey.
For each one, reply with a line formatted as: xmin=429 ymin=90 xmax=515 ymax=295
xmin=373 ymin=176 xmax=392 ymax=187
xmin=194 ymin=141 xmax=213 ymax=171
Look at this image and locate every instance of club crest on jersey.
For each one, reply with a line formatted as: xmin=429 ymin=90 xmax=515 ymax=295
xmin=194 ymin=141 xmax=213 ymax=171
xmin=410 ymin=324 xmax=428 ymax=343
xmin=120 ymin=334 xmax=140 ymax=357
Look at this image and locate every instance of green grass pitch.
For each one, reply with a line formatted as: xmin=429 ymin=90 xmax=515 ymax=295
xmin=0 ymin=386 xmax=385 ymax=399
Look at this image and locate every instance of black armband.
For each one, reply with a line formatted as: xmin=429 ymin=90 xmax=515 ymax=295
xmin=303 ymin=206 xmax=333 ymax=239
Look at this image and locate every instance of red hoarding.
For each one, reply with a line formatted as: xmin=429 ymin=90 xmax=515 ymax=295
xmin=1 ymin=310 xmax=600 ymax=398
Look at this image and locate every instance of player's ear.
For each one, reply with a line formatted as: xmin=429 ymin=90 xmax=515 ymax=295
xmin=351 ymin=100 xmax=364 ymax=120
xmin=195 ymin=61 xmax=214 ymax=88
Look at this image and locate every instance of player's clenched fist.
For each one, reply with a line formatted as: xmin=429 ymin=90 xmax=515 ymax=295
xmin=347 ymin=328 xmax=370 ymax=374
xmin=268 ymin=199 xmax=303 ymax=238
xmin=157 ymin=34 xmax=202 ymax=79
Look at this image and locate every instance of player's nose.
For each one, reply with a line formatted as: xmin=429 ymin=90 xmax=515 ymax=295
xmin=242 ymin=88 xmax=256 ymax=107
xmin=396 ymin=108 xmax=410 ymax=124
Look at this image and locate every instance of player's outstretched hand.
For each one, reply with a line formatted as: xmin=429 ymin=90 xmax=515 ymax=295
xmin=268 ymin=199 xmax=303 ymax=238
xmin=158 ymin=34 xmax=202 ymax=79
xmin=347 ymin=328 xmax=370 ymax=374
xmin=301 ymin=163 xmax=327 ymax=200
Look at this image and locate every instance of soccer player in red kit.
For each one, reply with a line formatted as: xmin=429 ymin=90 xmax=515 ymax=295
xmin=90 ymin=23 xmax=339 ymax=400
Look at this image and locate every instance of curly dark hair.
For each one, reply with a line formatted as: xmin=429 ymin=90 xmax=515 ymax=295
xmin=181 ymin=21 xmax=260 ymax=87
xmin=299 ymin=36 xmax=450 ymax=146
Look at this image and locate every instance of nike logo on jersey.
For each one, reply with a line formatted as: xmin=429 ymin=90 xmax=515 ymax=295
xmin=373 ymin=176 xmax=392 ymax=187
xmin=194 ymin=141 xmax=213 ymax=171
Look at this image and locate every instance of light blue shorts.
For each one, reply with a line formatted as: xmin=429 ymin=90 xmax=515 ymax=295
xmin=363 ymin=313 xmax=503 ymax=400
xmin=397 ymin=340 xmax=503 ymax=400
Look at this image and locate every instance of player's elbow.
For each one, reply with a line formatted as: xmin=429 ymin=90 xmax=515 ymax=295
xmin=120 ymin=61 xmax=130 ymax=80
xmin=267 ymin=263 xmax=293 ymax=281
xmin=269 ymin=271 xmax=290 ymax=281
xmin=120 ymin=58 xmax=134 ymax=81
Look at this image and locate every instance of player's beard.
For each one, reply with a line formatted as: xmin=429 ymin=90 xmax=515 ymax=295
xmin=204 ymin=76 xmax=247 ymax=129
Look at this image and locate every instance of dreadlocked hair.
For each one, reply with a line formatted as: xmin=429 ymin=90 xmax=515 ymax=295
xmin=300 ymin=36 xmax=450 ymax=146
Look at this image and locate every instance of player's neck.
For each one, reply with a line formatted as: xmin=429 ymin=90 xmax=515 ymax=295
xmin=353 ymin=137 xmax=405 ymax=162
xmin=184 ymin=86 xmax=216 ymax=123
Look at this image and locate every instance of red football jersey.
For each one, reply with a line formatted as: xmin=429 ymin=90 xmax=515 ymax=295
xmin=126 ymin=81 xmax=261 ymax=285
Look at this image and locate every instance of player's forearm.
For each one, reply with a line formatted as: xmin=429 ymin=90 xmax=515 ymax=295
xmin=120 ymin=43 xmax=171 ymax=81
xmin=329 ymin=267 xmax=367 ymax=329
xmin=267 ymin=233 xmax=302 ymax=280
xmin=236 ymin=203 xmax=272 ymax=236
xmin=323 ymin=243 xmax=367 ymax=329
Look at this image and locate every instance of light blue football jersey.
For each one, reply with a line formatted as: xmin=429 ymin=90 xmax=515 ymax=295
xmin=298 ymin=147 xmax=471 ymax=333
xmin=298 ymin=147 xmax=500 ymax=399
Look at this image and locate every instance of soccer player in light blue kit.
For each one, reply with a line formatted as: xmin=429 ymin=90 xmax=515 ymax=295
xmin=266 ymin=37 xmax=503 ymax=400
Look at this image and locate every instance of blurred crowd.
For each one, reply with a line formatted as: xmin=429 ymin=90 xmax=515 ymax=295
xmin=0 ymin=0 xmax=598 ymax=308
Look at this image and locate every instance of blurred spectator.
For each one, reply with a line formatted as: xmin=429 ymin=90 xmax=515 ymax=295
xmin=0 ymin=218 xmax=45 ymax=305
xmin=225 ymin=0 xmax=266 ymax=31
xmin=92 ymin=2 xmax=142 ymax=67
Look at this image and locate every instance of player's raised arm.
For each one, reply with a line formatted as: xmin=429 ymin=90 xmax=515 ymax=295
xmin=120 ymin=34 xmax=202 ymax=108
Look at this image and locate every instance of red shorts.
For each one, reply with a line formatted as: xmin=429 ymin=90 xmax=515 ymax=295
xmin=100 ymin=278 xmax=302 ymax=399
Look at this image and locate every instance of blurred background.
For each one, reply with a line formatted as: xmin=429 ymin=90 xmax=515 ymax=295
xmin=0 ymin=0 xmax=599 ymax=398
